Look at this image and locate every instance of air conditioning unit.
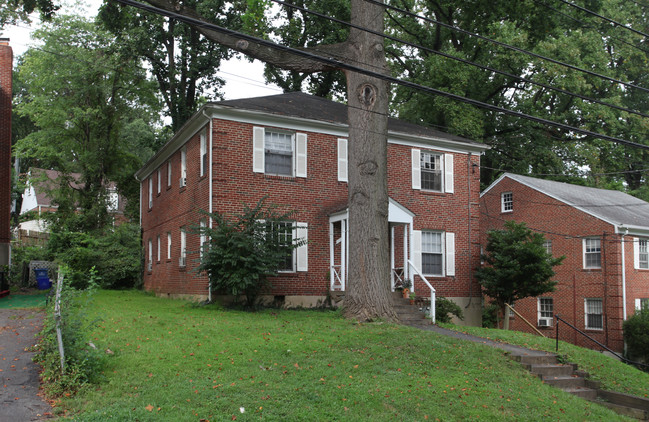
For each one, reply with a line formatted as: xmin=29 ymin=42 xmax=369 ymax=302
xmin=538 ymin=319 xmax=550 ymax=327
xmin=179 ymin=176 xmax=186 ymax=188
xmin=179 ymin=256 xmax=186 ymax=267
xmin=147 ymin=262 xmax=152 ymax=272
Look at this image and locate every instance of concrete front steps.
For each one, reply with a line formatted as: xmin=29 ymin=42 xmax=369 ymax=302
xmin=329 ymin=291 xmax=432 ymax=326
xmin=511 ymin=353 xmax=649 ymax=420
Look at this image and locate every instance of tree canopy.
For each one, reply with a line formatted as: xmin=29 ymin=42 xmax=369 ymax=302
xmin=476 ymin=221 xmax=564 ymax=328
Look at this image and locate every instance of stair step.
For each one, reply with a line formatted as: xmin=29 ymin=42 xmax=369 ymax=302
xmin=510 ymin=354 xmax=558 ymax=365
xmin=596 ymin=399 xmax=649 ymax=420
xmin=527 ymin=363 xmax=575 ymax=377
xmin=563 ymin=387 xmax=598 ymax=400
xmin=542 ymin=375 xmax=587 ymax=389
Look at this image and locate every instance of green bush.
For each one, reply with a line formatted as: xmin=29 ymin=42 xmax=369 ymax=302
xmin=623 ymin=309 xmax=649 ymax=366
xmin=46 ymin=223 xmax=142 ymax=289
xmin=8 ymin=244 xmax=48 ymax=288
xmin=34 ymin=267 xmax=105 ymax=397
xmin=482 ymin=302 xmax=499 ymax=328
xmin=435 ymin=296 xmax=464 ymax=323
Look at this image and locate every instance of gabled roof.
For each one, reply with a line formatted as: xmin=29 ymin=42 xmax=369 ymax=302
xmin=483 ymin=173 xmax=649 ymax=233
xmin=217 ymin=92 xmax=483 ymax=146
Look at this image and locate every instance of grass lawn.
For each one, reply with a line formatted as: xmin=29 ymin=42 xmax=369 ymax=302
xmin=57 ymin=290 xmax=634 ymax=421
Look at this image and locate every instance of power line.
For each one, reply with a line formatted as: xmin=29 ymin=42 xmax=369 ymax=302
xmin=111 ymin=0 xmax=649 ymax=151
xmin=368 ymin=0 xmax=649 ymax=95
xmin=556 ymin=0 xmax=649 ymax=39
xmin=272 ymin=0 xmax=649 ymax=120
xmin=480 ymin=164 xmax=649 ymax=178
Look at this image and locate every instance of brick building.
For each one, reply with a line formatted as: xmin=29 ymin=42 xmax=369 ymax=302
xmin=0 ymin=39 xmax=12 ymax=271
xmin=136 ymin=92 xmax=487 ymax=324
xmin=481 ymin=173 xmax=649 ymax=352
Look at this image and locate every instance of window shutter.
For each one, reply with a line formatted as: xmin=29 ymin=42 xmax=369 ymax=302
xmin=337 ymin=138 xmax=348 ymax=182
xmin=295 ymin=222 xmax=308 ymax=271
xmin=253 ymin=126 xmax=265 ymax=173
xmin=411 ymin=149 xmax=421 ymax=190
xmin=445 ymin=232 xmax=455 ymax=276
xmin=634 ymin=238 xmax=640 ymax=269
xmin=636 ymin=298 xmax=642 ymax=311
xmin=412 ymin=230 xmax=422 ymax=274
xmin=444 ymin=153 xmax=454 ymax=193
xmin=295 ymin=133 xmax=308 ymax=178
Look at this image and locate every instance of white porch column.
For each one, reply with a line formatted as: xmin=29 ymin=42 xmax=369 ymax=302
xmin=390 ymin=225 xmax=395 ymax=291
xmin=329 ymin=221 xmax=335 ymax=291
xmin=404 ymin=224 xmax=409 ymax=292
xmin=342 ymin=219 xmax=347 ymax=291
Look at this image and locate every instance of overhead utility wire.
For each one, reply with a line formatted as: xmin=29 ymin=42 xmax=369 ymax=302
xmin=556 ymin=0 xmax=649 ymax=39
xmin=112 ymin=0 xmax=649 ymax=151
xmin=534 ymin=0 xmax=649 ymax=55
xmin=366 ymin=0 xmax=649 ymax=95
xmin=273 ymin=0 xmax=649 ymax=120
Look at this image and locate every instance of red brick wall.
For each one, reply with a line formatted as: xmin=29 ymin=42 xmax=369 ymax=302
xmin=0 ymin=41 xmax=12 ymax=256
xmin=141 ymin=117 xmax=483 ymax=303
xmin=480 ymin=177 xmax=632 ymax=352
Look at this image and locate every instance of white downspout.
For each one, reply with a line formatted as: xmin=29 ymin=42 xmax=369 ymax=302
xmin=202 ymin=110 xmax=213 ymax=302
xmin=621 ymin=230 xmax=627 ymax=320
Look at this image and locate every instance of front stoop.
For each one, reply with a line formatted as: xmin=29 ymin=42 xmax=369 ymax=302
xmin=511 ymin=353 xmax=649 ymax=420
xmin=391 ymin=292 xmax=432 ymax=327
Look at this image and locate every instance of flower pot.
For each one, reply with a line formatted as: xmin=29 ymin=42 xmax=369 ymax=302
xmin=402 ymin=288 xmax=409 ymax=298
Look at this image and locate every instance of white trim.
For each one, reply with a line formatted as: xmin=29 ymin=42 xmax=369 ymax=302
xmin=583 ymin=237 xmax=602 ymax=269
xmin=200 ymin=128 xmax=207 ymax=176
xmin=584 ymin=298 xmax=604 ymax=330
xmin=636 ymin=298 xmax=642 ymax=311
xmin=295 ymin=133 xmax=308 ymax=178
xmin=167 ymin=232 xmax=171 ymax=260
xmin=411 ymin=149 xmax=421 ymax=190
xmin=156 ymin=235 xmax=160 ymax=262
xmin=411 ymin=230 xmax=422 ymax=278
xmin=337 ymin=138 xmax=348 ymax=182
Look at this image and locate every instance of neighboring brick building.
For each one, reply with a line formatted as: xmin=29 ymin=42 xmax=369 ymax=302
xmin=0 ymin=39 xmax=12 ymax=270
xmin=136 ymin=92 xmax=487 ymax=324
xmin=481 ymin=173 xmax=649 ymax=353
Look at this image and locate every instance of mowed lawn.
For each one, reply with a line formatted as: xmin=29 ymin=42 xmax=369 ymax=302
xmin=59 ymin=290 xmax=631 ymax=421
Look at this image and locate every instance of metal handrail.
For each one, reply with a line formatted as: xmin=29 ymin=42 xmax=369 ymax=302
xmin=555 ymin=314 xmax=649 ymax=370
xmin=407 ymin=260 xmax=436 ymax=323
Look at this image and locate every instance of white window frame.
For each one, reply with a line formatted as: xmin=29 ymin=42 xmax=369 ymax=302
xmin=147 ymin=239 xmax=152 ymax=271
xmin=180 ymin=147 xmax=187 ymax=187
xmin=157 ymin=169 xmax=161 ymax=194
xmin=412 ymin=230 xmax=455 ymax=277
xmin=584 ymin=298 xmax=603 ymax=330
xmin=543 ymin=239 xmax=552 ymax=255
xmin=156 ymin=235 xmax=160 ymax=262
xmin=635 ymin=298 xmax=649 ymax=312
xmin=583 ymin=238 xmax=601 ymax=269
xmin=200 ymin=128 xmax=207 ymax=177
xmin=538 ymin=297 xmax=553 ymax=327
xmin=421 ymin=231 xmax=444 ymax=276
xmin=252 ymin=127 xmax=307 ymax=178
xmin=634 ymin=238 xmax=649 ymax=270
xmin=199 ymin=219 xmax=207 ymax=258
xmin=501 ymin=192 xmax=513 ymax=213
xmin=107 ymin=190 xmax=119 ymax=212
xmin=411 ymin=149 xmax=454 ymax=193
xmin=167 ymin=161 xmax=172 ymax=187
xmin=179 ymin=228 xmax=187 ymax=267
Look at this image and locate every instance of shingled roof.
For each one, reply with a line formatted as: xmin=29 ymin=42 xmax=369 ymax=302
xmin=215 ymin=92 xmax=482 ymax=146
xmin=492 ymin=173 xmax=649 ymax=230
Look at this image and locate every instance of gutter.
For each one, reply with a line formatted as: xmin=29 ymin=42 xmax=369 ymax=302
xmin=621 ymin=229 xmax=628 ymax=320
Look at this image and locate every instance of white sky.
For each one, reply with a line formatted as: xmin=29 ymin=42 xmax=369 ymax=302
xmin=0 ymin=0 xmax=281 ymax=100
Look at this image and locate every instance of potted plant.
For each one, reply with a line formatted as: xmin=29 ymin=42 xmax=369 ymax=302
xmin=409 ymin=292 xmax=416 ymax=305
xmin=401 ymin=279 xmax=412 ymax=298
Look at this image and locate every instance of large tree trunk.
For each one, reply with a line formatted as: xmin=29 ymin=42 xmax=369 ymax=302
xmin=341 ymin=1 xmax=396 ymax=322
xmin=136 ymin=0 xmax=397 ymax=321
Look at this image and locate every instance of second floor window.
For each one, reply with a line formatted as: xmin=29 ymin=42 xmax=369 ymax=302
xmin=583 ymin=238 xmax=601 ymax=269
xmin=200 ymin=129 xmax=207 ymax=177
xmin=253 ymin=127 xmax=307 ymax=178
xmin=501 ymin=192 xmax=513 ymax=212
xmin=411 ymin=149 xmax=453 ymax=193
xmin=635 ymin=238 xmax=649 ymax=269
xmin=265 ymin=131 xmax=293 ymax=176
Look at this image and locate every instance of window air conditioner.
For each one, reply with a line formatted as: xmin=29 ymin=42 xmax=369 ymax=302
xmin=538 ymin=319 xmax=550 ymax=327
xmin=179 ymin=177 xmax=186 ymax=188
xmin=179 ymin=256 xmax=186 ymax=267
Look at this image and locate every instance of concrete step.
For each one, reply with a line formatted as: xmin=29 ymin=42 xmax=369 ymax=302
xmin=542 ymin=375 xmax=587 ymax=389
xmin=596 ymin=399 xmax=649 ymax=420
xmin=596 ymin=390 xmax=649 ymax=420
xmin=563 ymin=387 xmax=598 ymax=400
xmin=510 ymin=354 xmax=559 ymax=366
xmin=527 ymin=363 xmax=575 ymax=377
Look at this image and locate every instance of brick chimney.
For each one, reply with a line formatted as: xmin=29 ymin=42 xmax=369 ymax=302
xmin=0 ymin=38 xmax=12 ymax=267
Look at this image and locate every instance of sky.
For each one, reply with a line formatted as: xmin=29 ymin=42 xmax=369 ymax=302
xmin=1 ymin=0 xmax=282 ymax=100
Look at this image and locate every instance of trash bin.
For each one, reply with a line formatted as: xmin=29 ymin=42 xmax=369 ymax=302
xmin=34 ymin=269 xmax=51 ymax=290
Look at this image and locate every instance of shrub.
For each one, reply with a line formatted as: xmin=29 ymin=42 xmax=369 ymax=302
xmin=34 ymin=267 xmax=105 ymax=397
xmin=435 ymin=296 xmax=464 ymax=323
xmin=8 ymin=244 xmax=48 ymax=287
xmin=623 ymin=309 xmax=649 ymax=366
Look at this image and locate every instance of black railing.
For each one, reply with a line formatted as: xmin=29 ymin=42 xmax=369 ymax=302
xmin=555 ymin=314 xmax=649 ymax=371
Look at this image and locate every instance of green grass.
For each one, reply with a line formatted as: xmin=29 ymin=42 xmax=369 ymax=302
xmin=58 ymin=290 xmax=633 ymax=421
xmin=439 ymin=322 xmax=649 ymax=399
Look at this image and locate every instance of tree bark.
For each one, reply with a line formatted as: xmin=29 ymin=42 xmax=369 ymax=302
xmin=137 ymin=0 xmax=396 ymax=322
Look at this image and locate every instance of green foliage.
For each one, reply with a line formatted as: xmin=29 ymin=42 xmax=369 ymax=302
xmin=196 ymin=198 xmax=306 ymax=308
xmin=476 ymin=221 xmax=564 ymax=310
xmin=34 ymin=267 xmax=105 ymax=397
xmin=435 ymin=296 xmax=464 ymax=324
xmin=8 ymin=244 xmax=47 ymax=287
xmin=0 ymin=0 xmax=57 ymax=28
xmin=14 ymin=15 xmax=161 ymax=232
xmin=481 ymin=302 xmax=499 ymax=328
xmin=47 ymin=224 xmax=142 ymax=290
xmin=623 ymin=310 xmax=649 ymax=366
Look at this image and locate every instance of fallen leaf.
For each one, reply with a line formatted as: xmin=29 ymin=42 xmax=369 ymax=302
xmin=145 ymin=404 xmax=154 ymax=412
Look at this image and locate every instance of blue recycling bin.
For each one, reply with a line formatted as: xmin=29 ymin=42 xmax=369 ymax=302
xmin=34 ymin=269 xmax=51 ymax=290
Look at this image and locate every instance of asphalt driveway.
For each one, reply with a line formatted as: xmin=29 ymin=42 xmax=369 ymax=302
xmin=0 ymin=308 xmax=52 ymax=420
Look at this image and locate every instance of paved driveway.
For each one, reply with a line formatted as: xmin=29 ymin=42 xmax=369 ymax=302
xmin=0 ymin=308 xmax=52 ymax=420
